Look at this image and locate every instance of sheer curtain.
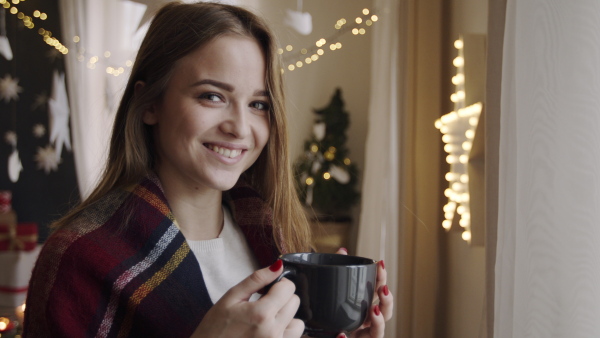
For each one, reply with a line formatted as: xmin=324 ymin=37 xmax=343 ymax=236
xmin=495 ymin=0 xmax=600 ymax=337
xmin=59 ymin=0 xmax=145 ymax=198
xmin=355 ymin=0 xmax=399 ymax=336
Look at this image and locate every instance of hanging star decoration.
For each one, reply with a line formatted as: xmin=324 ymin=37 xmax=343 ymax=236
xmin=34 ymin=145 xmax=60 ymax=174
xmin=48 ymin=71 xmax=72 ymax=161
xmin=33 ymin=124 xmax=46 ymax=138
xmin=123 ymin=0 xmax=173 ymax=30
xmin=31 ymin=91 xmax=48 ymax=111
xmin=0 ymin=74 xmax=23 ymax=103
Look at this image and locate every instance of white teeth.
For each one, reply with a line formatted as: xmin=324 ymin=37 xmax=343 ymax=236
xmin=207 ymin=145 xmax=242 ymax=158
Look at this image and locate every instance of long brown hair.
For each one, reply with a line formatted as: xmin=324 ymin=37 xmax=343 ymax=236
xmin=54 ymin=2 xmax=312 ymax=253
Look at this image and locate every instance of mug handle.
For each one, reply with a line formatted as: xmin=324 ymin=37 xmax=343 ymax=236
xmin=264 ymin=265 xmax=297 ymax=294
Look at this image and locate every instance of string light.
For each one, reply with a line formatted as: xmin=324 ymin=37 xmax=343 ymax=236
xmin=435 ymin=36 xmax=483 ymax=244
xmin=280 ymin=7 xmax=378 ymax=73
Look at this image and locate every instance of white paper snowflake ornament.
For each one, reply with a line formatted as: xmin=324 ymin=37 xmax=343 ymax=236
xmin=0 ymin=8 xmax=12 ymax=61
xmin=8 ymin=148 xmax=22 ymax=182
xmin=33 ymin=124 xmax=46 ymax=138
xmin=35 ymin=145 xmax=61 ymax=174
xmin=0 ymin=74 xmax=22 ymax=103
xmin=48 ymin=71 xmax=72 ymax=160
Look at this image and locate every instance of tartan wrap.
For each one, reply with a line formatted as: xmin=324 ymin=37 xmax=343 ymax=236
xmin=23 ymin=176 xmax=280 ymax=337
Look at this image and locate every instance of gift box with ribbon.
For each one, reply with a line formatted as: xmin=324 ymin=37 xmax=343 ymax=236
xmin=0 ymin=223 xmax=38 ymax=252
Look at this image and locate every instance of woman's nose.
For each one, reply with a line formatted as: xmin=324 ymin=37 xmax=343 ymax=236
xmin=220 ymin=104 xmax=250 ymax=138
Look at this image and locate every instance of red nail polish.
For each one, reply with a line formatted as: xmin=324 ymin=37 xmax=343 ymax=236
xmin=269 ymin=259 xmax=283 ymax=272
xmin=383 ymin=285 xmax=389 ymax=296
xmin=374 ymin=305 xmax=381 ymax=316
xmin=379 ymin=260 xmax=385 ymax=269
xmin=336 ymin=334 xmax=346 ymax=338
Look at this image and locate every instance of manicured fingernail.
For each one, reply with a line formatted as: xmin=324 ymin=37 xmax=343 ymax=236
xmin=269 ymin=259 xmax=282 ymax=272
xmin=374 ymin=304 xmax=381 ymax=316
xmin=379 ymin=259 xmax=386 ymax=269
xmin=383 ymin=285 xmax=389 ymax=296
xmin=340 ymin=247 xmax=348 ymax=253
xmin=336 ymin=334 xmax=346 ymax=338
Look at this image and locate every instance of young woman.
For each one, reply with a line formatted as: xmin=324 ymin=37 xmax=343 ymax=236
xmin=23 ymin=2 xmax=392 ymax=337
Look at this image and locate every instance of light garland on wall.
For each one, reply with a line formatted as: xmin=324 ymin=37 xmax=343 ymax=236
xmin=0 ymin=0 xmax=68 ymax=55
xmin=434 ymin=36 xmax=482 ymax=243
xmin=279 ymin=7 xmax=378 ymax=73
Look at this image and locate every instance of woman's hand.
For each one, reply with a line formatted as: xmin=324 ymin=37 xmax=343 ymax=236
xmin=335 ymin=248 xmax=394 ymax=338
xmin=191 ymin=260 xmax=304 ymax=338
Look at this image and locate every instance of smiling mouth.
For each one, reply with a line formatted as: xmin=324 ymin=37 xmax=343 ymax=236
xmin=205 ymin=144 xmax=243 ymax=158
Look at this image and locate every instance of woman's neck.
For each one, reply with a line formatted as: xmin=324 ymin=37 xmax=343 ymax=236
xmin=159 ymin=176 xmax=224 ymax=241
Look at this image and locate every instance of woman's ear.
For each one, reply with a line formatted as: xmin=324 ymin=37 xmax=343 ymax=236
xmin=135 ymin=81 xmax=158 ymax=125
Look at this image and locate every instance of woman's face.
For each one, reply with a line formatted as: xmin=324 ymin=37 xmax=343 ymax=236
xmin=143 ymin=35 xmax=270 ymax=193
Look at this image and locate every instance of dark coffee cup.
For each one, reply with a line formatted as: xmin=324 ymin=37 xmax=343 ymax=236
xmin=273 ymin=252 xmax=378 ymax=338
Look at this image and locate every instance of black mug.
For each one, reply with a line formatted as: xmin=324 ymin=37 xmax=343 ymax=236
xmin=273 ymin=252 xmax=378 ymax=338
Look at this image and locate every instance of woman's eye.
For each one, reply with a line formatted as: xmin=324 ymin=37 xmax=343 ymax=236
xmin=251 ymin=101 xmax=270 ymax=111
xmin=199 ymin=93 xmax=222 ymax=102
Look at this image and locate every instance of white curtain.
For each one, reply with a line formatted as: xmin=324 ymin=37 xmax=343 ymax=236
xmin=59 ymin=0 xmax=145 ymax=198
xmin=495 ymin=0 xmax=600 ymax=337
xmin=356 ymin=0 xmax=399 ymax=336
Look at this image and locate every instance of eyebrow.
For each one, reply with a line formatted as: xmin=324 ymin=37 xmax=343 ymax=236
xmin=191 ymin=79 xmax=269 ymax=97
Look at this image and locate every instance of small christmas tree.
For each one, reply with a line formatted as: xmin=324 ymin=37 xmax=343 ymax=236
xmin=294 ymin=88 xmax=360 ymax=220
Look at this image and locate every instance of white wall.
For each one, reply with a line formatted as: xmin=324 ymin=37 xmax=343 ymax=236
xmin=252 ymin=0 xmax=374 ymax=249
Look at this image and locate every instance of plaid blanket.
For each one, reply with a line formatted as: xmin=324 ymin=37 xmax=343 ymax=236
xmin=23 ymin=175 xmax=279 ymax=337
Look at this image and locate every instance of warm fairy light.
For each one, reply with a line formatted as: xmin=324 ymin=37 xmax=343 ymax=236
xmin=435 ymin=36 xmax=483 ymax=243
xmin=296 ymin=61 xmax=303 ymax=67
xmin=104 ymin=51 xmax=111 ymax=58
xmin=310 ymin=144 xmax=319 ymax=152
xmin=306 ymin=177 xmax=314 ymax=185
xmin=280 ymin=8 xmax=379 ymax=73
xmin=344 ymin=158 xmax=351 ymax=165
xmin=323 ymin=172 xmax=331 ymax=180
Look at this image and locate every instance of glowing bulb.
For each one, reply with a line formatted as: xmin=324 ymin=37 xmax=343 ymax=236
xmin=311 ymin=54 xmax=319 ymax=61
xmin=371 ymin=15 xmax=378 ymax=21
xmin=343 ymin=158 xmax=351 ymax=165
xmin=323 ymin=172 xmax=331 ymax=180
xmin=442 ymin=220 xmax=452 ymax=229
xmin=352 ymin=28 xmax=359 ymax=35
xmin=296 ymin=61 xmax=303 ymax=67
xmin=359 ymin=28 xmax=366 ymax=35
xmin=286 ymin=45 xmax=293 ymax=51
xmin=442 ymin=134 xmax=453 ymax=143
xmin=288 ymin=65 xmax=295 ymax=71
xmin=330 ymin=44 xmax=337 ymax=51
xmin=356 ymin=17 xmax=363 ymax=24
xmin=336 ymin=42 xmax=342 ymax=49
xmin=460 ymin=174 xmax=469 ymax=183
xmin=446 ymin=155 xmax=458 ymax=164
xmin=445 ymin=172 xmax=458 ymax=181
xmin=462 ymin=141 xmax=472 ymax=151
xmin=40 ymin=13 xmax=47 ymax=20
xmin=453 ymin=56 xmax=464 ymax=67
xmin=277 ymin=48 xmax=283 ymax=54
xmin=450 ymin=93 xmax=458 ymax=102
xmin=366 ymin=20 xmax=373 ymax=26
xmin=104 ymin=51 xmax=111 ymax=58
xmin=363 ymin=8 xmax=370 ymax=15
xmin=457 ymin=205 xmax=466 ymax=214
xmin=469 ymin=117 xmax=478 ymax=126
xmin=306 ymin=177 xmax=314 ymax=185
xmin=33 ymin=10 xmax=40 ymax=17
xmin=462 ymin=231 xmax=472 ymax=241
xmin=301 ymin=48 xmax=307 ymax=54
xmin=305 ymin=58 xmax=312 ymax=64
xmin=459 ymin=154 xmax=469 ymax=163
xmin=459 ymin=218 xmax=469 ymax=227
xmin=434 ymin=119 xmax=442 ymax=129
xmin=317 ymin=49 xmax=324 ymax=55
xmin=454 ymin=39 xmax=464 ymax=49
xmin=73 ymin=36 xmax=80 ymax=43
xmin=465 ymin=130 xmax=475 ymax=139
xmin=440 ymin=126 xmax=449 ymax=134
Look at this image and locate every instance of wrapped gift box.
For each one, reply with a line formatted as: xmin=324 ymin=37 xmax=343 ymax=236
xmin=0 ymin=223 xmax=38 ymax=252
xmin=0 ymin=245 xmax=41 ymax=307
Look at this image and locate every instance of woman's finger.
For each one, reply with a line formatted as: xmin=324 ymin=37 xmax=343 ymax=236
xmin=283 ymin=318 xmax=305 ymax=338
xmin=336 ymin=247 xmax=348 ymax=255
xmin=378 ymin=284 xmax=394 ymax=322
xmin=367 ymin=304 xmax=385 ymax=338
